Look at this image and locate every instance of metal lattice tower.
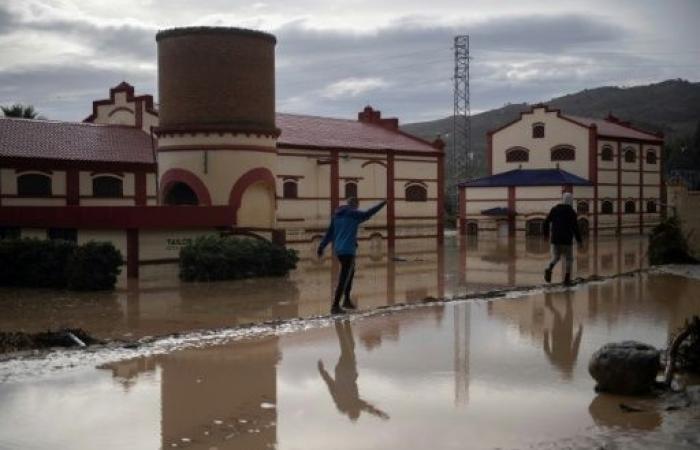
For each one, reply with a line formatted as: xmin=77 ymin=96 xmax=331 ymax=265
xmin=451 ymin=35 xmax=471 ymax=206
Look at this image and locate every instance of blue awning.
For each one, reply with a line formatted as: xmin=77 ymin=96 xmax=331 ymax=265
xmin=459 ymin=168 xmax=592 ymax=188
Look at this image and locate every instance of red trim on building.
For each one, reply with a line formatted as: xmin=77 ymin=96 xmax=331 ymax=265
xmin=330 ymin=150 xmax=340 ymax=213
xmin=387 ymin=150 xmax=396 ymax=250
xmin=126 ymin=228 xmax=139 ymax=278
xmin=616 ymin=141 xmax=622 ymax=234
xmin=66 ymin=169 xmax=79 ymax=206
xmin=84 ymin=82 xmax=158 ymax=125
xmin=458 ymin=187 xmax=466 ymax=235
xmin=507 ymin=186 xmax=516 ymax=237
xmin=437 ymin=152 xmax=445 ymax=244
xmin=589 ymin=125 xmax=599 ymax=237
xmin=107 ymin=107 xmax=134 ymax=117
xmin=639 ymin=145 xmax=644 ymax=234
xmin=157 ymin=144 xmax=277 ymax=154
xmin=155 ymin=124 xmax=280 ymax=138
xmin=277 ymin=143 xmax=443 ymax=158
xmin=1 ymin=157 xmax=156 ymax=173
xmin=228 ymin=167 xmax=276 ymax=224
xmin=135 ymin=171 xmax=147 ymax=206
xmin=486 ymin=133 xmax=493 ymax=175
xmin=361 ymin=159 xmax=387 ymax=168
xmin=0 ymin=206 xmax=236 ymax=229
xmin=160 ymin=168 xmax=212 ymax=206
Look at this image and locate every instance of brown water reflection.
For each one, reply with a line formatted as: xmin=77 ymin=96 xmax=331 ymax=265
xmin=0 ymin=235 xmax=649 ymax=341
xmin=1 ymin=271 xmax=698 ymax=449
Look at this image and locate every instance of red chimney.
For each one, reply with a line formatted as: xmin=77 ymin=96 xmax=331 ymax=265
xmin=358 ymin=105 xmax=398 ymax=130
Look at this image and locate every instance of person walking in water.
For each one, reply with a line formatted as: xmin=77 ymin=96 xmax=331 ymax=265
xmin=543 ymin=192 xmax=583 ymax=286
xmin=317 ymin=196 xmax=386 ymax=314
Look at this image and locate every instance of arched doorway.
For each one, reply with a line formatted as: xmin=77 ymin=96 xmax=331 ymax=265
xmin=466 ymin=222 xmax=478 ymax=236
xmin=237 ymin=181 xmax=275 ymax=228
xmin=163 ymin=182 xmax=199 ymax=205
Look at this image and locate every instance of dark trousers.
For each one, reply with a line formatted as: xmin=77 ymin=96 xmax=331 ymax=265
xmin=333 ymin=254 xmax=355 ymax=307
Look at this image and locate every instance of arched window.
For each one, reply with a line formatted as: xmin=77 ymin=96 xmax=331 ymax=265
xmin=532 ymin=123 xmax=545 ymax=139
xmin=405 ymin=184 xmax=427 ymax=202
xmin=624 ymin=200 xmax=636 ymax=214
xmin=282 ymin=180 xmax=298 ymax=199
xmin=646 ymin=201 xmax=657 ymax=213
xmin=577 ymin=201 xmax=589 ymax=214
xmin=601 ymin=200 xmax=614 ymax=214
xmin=164 ymin=182 xmax=199 ymax=205
xmin=551 ymin=145 xmax=575 ymax=161
xmin=646 ymin=150 xmax=657 ymax=165
xmin=17 ymin=173 xmax=52 ymax=196
xmin=344 ymin=181 xmax=358 ymax=199
xmin=601 ymin=145 xmax=614 ymax=161
xmin=505 ymin=147 xmax=529 ymax=162
xmin=624 ymin=147 xmax=636 ymax=163
xmin=92 ymin=176 xmax=123 ymax=198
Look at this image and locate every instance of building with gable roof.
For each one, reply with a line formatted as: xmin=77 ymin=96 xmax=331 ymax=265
xmin=0 ymin=27 xmax=444 ymax=278
xmin=457 ymin=105 xmax=664 ymax=238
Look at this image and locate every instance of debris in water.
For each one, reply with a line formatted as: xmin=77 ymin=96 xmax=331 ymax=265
xmin=0 ymin=328 xmax=100 ymax=354
xmin=213 ymin=419 xmax=223 ymax=425
xmin=260 ymin=402 xmax=275 ymax=409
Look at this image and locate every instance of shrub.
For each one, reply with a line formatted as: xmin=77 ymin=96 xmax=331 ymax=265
xmin=66 ymin=241 xmax=124 ymax=290
xmin=179 ymin=235 xmax=299 ymax=282
xmin=648 ymin=216 xmax=698 ymax=265
xmin=0 ymin=238 xmax=123 ymax=290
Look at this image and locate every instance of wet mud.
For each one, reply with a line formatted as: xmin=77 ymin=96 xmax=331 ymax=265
xmin=0 ymin=328 xmax=100 ymax=354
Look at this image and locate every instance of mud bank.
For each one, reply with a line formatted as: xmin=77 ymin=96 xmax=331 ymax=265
xmin=0 ymin=268 xmax=655 ymax=381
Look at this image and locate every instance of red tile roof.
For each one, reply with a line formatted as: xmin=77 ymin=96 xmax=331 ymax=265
xmin=276 ymin=113 xmax=438 ymax=152
xmin=563 ymin=114 xmax=662 ymax=142
xmin=0 ymin=113 xmax=437 ymax=167
xmin=0 ymin=118 xmax=155 ymax=164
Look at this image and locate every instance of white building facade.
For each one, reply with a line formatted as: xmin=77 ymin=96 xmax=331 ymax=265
xmin=458 ymin=105 xmax=664 ymax=238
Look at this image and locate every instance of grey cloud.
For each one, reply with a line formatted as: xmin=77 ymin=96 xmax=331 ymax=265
xmin=2 ymin=8 xmax=696 ymax=124
xmin=0 ymin=64 xmax=155 ymax=120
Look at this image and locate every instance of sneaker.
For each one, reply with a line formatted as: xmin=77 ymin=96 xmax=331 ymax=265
xmin=544 ymin=268 xmax=552 ymax=283
xmin=342 ymin=299 xmax=357 ymax=310
xmin=331 ymin=305 xmax=345 ymax=315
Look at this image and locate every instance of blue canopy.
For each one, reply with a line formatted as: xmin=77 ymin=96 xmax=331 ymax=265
xmin=459 ymin=168 xmax=592 ymax=188
xmin=481 ymin=207 xmax=512 ymax=216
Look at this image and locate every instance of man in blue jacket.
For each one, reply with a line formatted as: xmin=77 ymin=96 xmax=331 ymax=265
xmin=317 ymin=196 xmax=387 ymax=314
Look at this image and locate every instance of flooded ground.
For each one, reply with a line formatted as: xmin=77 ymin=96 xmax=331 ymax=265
xmin=1 ymin=271 xmax=699 ymax=449
xmin=0 ymin=235 xmax=648 ymax=340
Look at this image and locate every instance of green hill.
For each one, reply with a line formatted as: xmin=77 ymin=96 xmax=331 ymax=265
xmin=402 ymin=79 xmax=700 ymax=183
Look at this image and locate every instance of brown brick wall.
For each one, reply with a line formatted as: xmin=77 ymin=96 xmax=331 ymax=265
xmin=157 ymin=27 xmax=276 ymax=131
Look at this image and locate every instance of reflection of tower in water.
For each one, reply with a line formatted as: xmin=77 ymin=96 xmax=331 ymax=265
xmin=453 ymin=302 xmax=471 ymax=406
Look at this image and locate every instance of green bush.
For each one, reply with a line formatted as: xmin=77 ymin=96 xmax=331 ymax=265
xmin=179 ymin=235 xmax=299 ymax=282
xmin=0 ymin=238 xmax=123 ymax=290
xmin=648 ymin=216 xmax=698 ymax=265
xmin=66 ymin=241 xmax=124 ymax=290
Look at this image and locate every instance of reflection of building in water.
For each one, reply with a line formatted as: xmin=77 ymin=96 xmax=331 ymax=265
xmin=453 ymin=303 xmax=471 ymax=406
xmin=101 ymin=338 xmax=280 ymax=449
xmin=457 ymin=235 xmax=647 ymax=289
xmin=318 ymin=320 xmax=389 ymax=422
xmin=588 ymin=394 xmax=661 ymax=430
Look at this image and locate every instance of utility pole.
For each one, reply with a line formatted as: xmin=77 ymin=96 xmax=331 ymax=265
xmin=451 ymin=35 xmax=471 ymax=209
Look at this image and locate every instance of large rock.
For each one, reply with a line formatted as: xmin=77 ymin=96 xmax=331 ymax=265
xmin=588 ymin=341 xmax=661 ymax=395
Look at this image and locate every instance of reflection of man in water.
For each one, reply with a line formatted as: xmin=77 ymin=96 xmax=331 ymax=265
xmin=543 ymin=291 xmax=583 ymax=379
xmin=318 ymin=320 xmax=390 ymax=422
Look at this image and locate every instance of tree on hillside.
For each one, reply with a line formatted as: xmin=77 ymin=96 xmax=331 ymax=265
xmin=1 ymin=104 xmax=40 ymax=119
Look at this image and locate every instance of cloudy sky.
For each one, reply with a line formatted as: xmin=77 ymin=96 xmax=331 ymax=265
xmin=1 ymin=0 xmax=699 ymax=123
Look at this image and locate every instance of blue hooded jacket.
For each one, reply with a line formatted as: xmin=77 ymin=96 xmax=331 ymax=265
xmin=318 ymin=200 xmax=387 ymax=256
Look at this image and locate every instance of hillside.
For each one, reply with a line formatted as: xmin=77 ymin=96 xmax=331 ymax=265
xmin=402 ymin=79 xmax=700 ymax=183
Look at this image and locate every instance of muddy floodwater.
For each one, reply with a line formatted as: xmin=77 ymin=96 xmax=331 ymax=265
xmin=0 ymin=235 xmax=649 ymax=340
xmin=1 ymin=269 xmax=700 ymax=449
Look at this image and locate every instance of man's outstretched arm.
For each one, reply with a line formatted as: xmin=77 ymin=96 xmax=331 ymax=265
xmin=354 ymin=200 xmax=387 ymax=223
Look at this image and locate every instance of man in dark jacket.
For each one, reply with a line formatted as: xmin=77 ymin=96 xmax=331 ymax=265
xmin=318 ymin=197 xmax=387 ymax=314
xmin=543 ymin=192 xmax=583 ymax=285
